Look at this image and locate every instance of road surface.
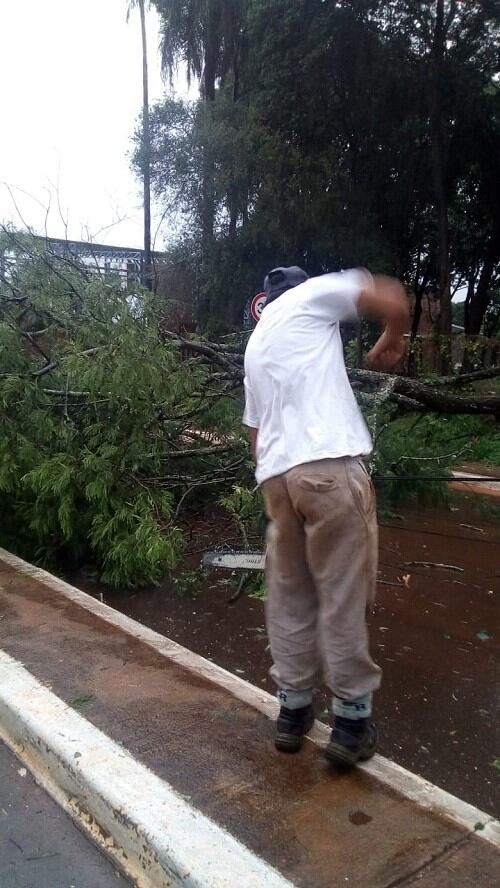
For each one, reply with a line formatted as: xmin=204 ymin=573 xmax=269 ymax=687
xmin=0 ymin=740 xmax=128 ymax=888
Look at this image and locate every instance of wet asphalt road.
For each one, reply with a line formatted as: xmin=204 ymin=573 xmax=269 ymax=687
xmin=0 ymin=741 xmax=127 ymax=888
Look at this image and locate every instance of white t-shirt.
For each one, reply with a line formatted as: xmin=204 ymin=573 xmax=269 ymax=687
xmin=243 ymin=269 xmax=373 ymax=485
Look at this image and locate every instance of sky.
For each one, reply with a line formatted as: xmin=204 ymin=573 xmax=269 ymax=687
xmin=0 ymin=0 xmax=186 ymax=249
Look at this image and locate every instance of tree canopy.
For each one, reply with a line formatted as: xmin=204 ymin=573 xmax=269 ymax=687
xmin=140 ymin=0 xmax=500 ymax=339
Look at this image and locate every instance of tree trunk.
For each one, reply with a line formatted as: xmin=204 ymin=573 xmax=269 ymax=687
xmin=228 ymin=181 xmax=238 ymax=239
xmin=407 ymin=251 xmax=430 ymax=376
xmin=356 ymin=321 xmax=364 ymax=369
xmin=202 ymin=2 xmax=220 ymax=101
xmin=139 ymin=0 xmax=153 ymax=291
xmin=198 ymin=5 xmax=219 ymax=326
xmin=463 ymin=271 xmax=476 ymax=335
xmin=164 ymin=332 xmax=500 ymax=416
xmin=407 ymin=291 xmax=423 ymax=376
xmin=461 ymin=271 xmax=477 ymax=371
xmin=198 ymin=110 xmax=216 ymax=326
xmin=467 ymin=244 xmax=497 ymax=336
xmin=429 ymin=0 xmax=451 ymax=368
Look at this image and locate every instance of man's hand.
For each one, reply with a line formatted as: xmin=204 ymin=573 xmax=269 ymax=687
xmin=358 ymin=274 xmax=409 ymax=372
xmin=366 ymin=329 xmax=405 ymax=371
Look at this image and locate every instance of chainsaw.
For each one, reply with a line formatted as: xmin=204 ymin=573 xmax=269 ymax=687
xmin=201 ymin=547 xmax=266 ymax=602
xmin=202 ymin=548 xmax=265 ymax=572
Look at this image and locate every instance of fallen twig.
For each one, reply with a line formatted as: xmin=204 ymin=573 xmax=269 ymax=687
xmin=164 ymin=444 xmax=238 ymax=459
xmin=403 ymin=560 xmax=465 ymax=572
xmin=459 ymin=524 xmax=485 ymax=534
xmin=376 ymin=579 xmax=406 ymax=588
xmin=228 ymin=573 xmax=250 ymax=603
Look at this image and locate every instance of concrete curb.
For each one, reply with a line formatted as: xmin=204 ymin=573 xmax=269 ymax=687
xmin=0 ymin=547 xmax=499 ymax=848
xmin=0 ymin=649 xmax=296 ymax=888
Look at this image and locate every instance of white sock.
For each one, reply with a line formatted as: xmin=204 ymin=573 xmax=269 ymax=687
xmin=277 ymin=687 xmax=313 ymax=710
xmin=332 ymin=693 xmax=372 ymax=720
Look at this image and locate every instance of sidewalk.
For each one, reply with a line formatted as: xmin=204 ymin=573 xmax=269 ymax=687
xmin=0 ymin=547 xmax=499 ymax=888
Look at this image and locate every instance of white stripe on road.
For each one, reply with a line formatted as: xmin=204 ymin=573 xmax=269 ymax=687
xmin=0 ymin=649 xmax=296 ymax=888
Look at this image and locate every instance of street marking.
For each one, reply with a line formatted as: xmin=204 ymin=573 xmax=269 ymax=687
xmin=0 ymin=649 xmax=296 ymax=888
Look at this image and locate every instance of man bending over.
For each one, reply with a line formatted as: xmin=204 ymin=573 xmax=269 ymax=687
xmin=243 ymin=266 xmax=408 ymax=766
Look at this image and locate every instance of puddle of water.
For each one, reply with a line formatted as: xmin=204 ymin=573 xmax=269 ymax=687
xmin=349 ymin=810 xmax=373 ymax=826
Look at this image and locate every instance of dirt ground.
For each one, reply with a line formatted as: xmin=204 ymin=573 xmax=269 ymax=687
xmin=71 ymin=492 xmax=500 ymax=819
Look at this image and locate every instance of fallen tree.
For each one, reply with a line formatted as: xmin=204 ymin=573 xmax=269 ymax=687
xmin=0 ymin=232 xmax=248 ymax=585
xmin=164 ymin=332 xmax=500 ymax=417
xmin=349 ymin=369 xmax=500 ymax=416
xmin=1 ymin=230 xmax=498 ymax=585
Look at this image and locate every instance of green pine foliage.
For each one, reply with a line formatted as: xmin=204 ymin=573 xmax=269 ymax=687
xmin=0 ymin=232 xmax=242 ymax=585
xmin=368 ymin=408 xmax=500 ymax=509
xmin=383 ymin=412 xmax=500 ymax=467
xmin=219 ymin=484 xmax=264 ymax=548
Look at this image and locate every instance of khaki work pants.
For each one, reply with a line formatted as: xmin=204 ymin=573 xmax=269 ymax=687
xmin=262 ymin=457 xmax=381 ymax=702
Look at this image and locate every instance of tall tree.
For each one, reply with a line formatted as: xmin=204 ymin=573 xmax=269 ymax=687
xmin=129 ymin=0 xmax=153 ymax=290
xmin=150 ymin=1 xmax=247 ymax=323
xmin=429 ymin=0 xmax=451 ymax=345
xmin=152 ymin=0 xmax=245 ymax=101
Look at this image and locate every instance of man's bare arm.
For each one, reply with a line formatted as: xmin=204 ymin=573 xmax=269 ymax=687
xmin=358 ymin=275 xmax=409 ymax=371
xmin=248 ymin=427 xmax=258 ymax=461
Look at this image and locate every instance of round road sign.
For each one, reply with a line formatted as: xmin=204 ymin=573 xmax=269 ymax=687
xmin=250 ymin=292 xmax=267 ymax=322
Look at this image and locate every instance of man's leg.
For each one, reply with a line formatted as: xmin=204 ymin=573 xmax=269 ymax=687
xmin=262 ymin=474 xmax=321 ymax=751
xmin=286 ymin=457 xmax=381 ymax=765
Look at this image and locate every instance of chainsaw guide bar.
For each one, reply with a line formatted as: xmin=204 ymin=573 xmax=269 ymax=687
xmin=202 ymin=551 xmax=266 ymax=571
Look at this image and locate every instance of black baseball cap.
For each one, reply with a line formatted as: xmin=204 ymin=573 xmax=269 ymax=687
xmin=263 ymin=266 xmax=309 ymax=305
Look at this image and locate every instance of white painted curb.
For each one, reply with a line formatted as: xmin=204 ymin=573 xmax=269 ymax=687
xmin=0 ymin=547 xmax=499 ymax=849
xmin=0 ymin=650 xmax=296 ymax=888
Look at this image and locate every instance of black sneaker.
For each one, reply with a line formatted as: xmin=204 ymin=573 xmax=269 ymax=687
xmin=275 ymin=704 xmax=315 ymax=753
xmin=325 ymin=717 xmax=377 ymax=767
